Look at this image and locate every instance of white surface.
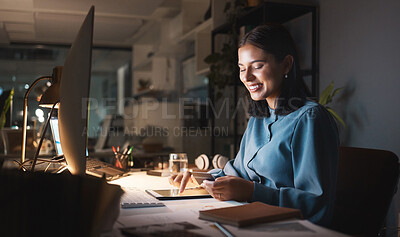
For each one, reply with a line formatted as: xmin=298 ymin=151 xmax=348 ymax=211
xmin=107 ymin=172 xmax=348 ymax=237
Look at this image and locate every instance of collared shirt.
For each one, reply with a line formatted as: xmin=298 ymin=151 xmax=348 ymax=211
xmin=211 ymin=100 xmax=339 ymax=226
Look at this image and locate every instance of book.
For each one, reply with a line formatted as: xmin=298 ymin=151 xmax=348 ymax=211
xmin=146 ymin=169 xmax=171 ymax=177
xmin=199 ymin=202 xmax=303 ymax=227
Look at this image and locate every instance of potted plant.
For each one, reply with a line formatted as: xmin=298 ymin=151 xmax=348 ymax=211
xmin=204 ymin=0 xmax=247 ymax=100
xmin=0 ymin=88 xmax=14 ymax=130
xmin=319 ymin=82 xmax=345 ymax=127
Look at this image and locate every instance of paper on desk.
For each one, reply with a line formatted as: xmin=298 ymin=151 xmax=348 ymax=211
xmin=117 ymin=199 xmax=235 ymax=227
xmin=116 ymin=207 xmax=348 ymax=237
xmin=117 ymin=209 xmax=225 ymax=236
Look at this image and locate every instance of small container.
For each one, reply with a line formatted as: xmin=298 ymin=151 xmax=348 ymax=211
xmin=169 ymin=153 xmax=188 ymax=173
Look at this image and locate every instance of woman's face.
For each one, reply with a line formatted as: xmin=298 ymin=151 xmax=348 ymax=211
xmin=238 ymin=44 xmax=291 ymax=108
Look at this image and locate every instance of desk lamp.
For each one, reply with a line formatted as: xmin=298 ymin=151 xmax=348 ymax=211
xmin=21 ymin=66 xmax=63 ymax=167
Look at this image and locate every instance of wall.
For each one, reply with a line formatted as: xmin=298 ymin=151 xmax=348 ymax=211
xmin=318 ymin=0 xmax=400 ymax=232
xmin=318 ymin=0 xmax=400 ymax=157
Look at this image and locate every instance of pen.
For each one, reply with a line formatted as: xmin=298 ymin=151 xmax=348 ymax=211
xmin=121 ymin=146 xmax=129 ymax=156
xmin=127 ymin=146 xmax=133 ymax=155
xmin=120 ymin=146 xmax=130 ymax=162
xmin=214 ymin=222 xmax=235 ymax=237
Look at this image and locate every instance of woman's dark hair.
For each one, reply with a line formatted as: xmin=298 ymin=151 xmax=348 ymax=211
xmin=239 ymin=23 xmax=310 ymax=117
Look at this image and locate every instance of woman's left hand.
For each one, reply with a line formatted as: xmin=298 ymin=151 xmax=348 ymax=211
xmin=201 ymin=176 xmax=254 ymax=202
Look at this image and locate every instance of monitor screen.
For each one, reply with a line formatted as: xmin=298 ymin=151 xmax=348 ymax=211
xmin=49 ymin=118 xmax=62 ymax=155
xmin=50 ymin=117 xmax=89 ymax=157
xmin=58 ymin=6 xmax=94 ymax=175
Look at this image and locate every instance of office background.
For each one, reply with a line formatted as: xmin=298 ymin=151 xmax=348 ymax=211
xmin=1 ymin=0 xmax=399 ymax=228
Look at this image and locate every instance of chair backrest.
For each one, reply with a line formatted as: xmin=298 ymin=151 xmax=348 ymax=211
xmin=1 ymin=128 xmax=35 ymax=155
xmin=331 ymin=147 xmax=399 ymax=236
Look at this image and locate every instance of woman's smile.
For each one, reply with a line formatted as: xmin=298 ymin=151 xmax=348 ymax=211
xmin=238 ymin=44 xmax=286 ymax=107
xmin=248 ymin=83 xmax=263 ymax=92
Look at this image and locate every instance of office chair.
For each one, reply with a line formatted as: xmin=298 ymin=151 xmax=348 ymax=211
xmin=331 ymin=146 xmax=399 ymax=236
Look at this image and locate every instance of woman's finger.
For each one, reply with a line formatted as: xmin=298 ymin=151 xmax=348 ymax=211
xmin=201 ymin=182 xmax=225 ymax=200
xmin=179 ymin=171 xmax=192 ymax=193
xmin=168 ymin=174 xmax=178 ymax=185
xmin=201 ymin=180 xmax=222 ymax=193
xmin=173 ymin=173 xmax=183 ymax=183
xmin=201 ymin=182 xmax=215 ymax=196
xmin=202 ymin=179 xmax=226 ymax=192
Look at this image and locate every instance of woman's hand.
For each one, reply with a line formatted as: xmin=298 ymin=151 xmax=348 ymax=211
xmin=201 ymin=176 xmax=254 ymax=202
xmin=168 ymin=171 xmax=196 ymax=193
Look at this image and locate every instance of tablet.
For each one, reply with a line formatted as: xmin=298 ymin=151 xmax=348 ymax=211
xmin=145 ymin=187 xmax=211 ymax=200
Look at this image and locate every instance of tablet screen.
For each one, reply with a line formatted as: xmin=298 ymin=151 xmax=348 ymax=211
xmin=146 ymin=188 xmax=211 ymax=200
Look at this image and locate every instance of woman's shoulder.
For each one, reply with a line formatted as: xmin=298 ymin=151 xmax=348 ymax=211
xmin=299 ymin=100 xmax=320 ymax=110
xmin=285 ymin=100 xmax=329 ymax=121
xmin=248 ymin=100 xmax=328 ymax=122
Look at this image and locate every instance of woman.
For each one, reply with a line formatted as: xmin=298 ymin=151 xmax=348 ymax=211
xmin=170 ymin=24 xmax=339 ymax=227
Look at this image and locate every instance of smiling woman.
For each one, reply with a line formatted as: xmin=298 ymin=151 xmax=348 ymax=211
xmin=172 ymin=24 xmax=339 ymax=228
xmin=238 ymin=24 xmax=311 ymax=117
xmin=238 ymin=44 xmax=293 ymax=108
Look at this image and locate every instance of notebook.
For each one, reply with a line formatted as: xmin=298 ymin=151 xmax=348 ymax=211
xmin=49 ymin=117 xmax=126 ymax=180
xmin=199 ymin=202 xmax=303 ymax=227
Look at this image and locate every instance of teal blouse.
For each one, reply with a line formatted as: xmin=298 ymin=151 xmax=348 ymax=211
xmin=211 ymin=101 xmax=339 ymax=227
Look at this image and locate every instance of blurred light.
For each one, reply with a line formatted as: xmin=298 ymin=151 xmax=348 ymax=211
xmin=0 ymin=87 xmax=3 ymax=96
xmin=38 ymin=117 xmax=45 ymax=123
xmin=57 ymin=166 xmax=69 ymax=173
xmin=24 ymin=84 xmax=29 ymax=89
xmin=12 ymin=75 xmax=16 ymax=82
xmin=35 ymin=109 xmax=44 ymax=117
xmin=46 ymin=81 xmax=52 ymax=87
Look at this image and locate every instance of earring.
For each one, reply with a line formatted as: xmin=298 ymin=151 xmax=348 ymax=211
xmin=284 ymin=74 xmax=288 ymax=79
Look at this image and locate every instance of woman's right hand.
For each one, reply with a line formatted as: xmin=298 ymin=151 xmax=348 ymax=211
xmin=168 ymin=170 xmax=195 ymax=193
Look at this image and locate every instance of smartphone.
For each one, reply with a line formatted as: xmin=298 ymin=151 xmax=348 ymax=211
xmin=191 ymin=171 xmax=215 ymax=186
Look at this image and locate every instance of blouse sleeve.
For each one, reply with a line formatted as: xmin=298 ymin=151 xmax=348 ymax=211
xmin=251 ymin=106 xmax=339 ymax=226
xmin=208 ymin=159 xmax=241 ymax=178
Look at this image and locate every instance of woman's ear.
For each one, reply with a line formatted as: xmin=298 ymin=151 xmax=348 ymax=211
xmin=283 ymin=55 xmax=294 ymax=75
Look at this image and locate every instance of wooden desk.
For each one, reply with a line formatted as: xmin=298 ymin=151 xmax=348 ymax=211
xmin=108 ymin=172 xmax=348 ymax=237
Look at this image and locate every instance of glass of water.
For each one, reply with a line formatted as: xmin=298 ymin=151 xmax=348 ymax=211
xmin=169 ymin=153 xmax=188 ymax=174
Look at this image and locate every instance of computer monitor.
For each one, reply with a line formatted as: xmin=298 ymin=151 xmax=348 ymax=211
xmin=58 ymin=6 xmax=94 ymax=175
xmin=50 ymin=117 xmax=89 ymax=157
xmin=49 ymin=117 xmax=62 ymax=155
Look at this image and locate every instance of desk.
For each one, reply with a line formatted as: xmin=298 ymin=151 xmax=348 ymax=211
xmin=107 ymin=172 xmax=348 ymax=237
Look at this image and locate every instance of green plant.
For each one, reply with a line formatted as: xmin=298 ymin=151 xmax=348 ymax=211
xmin=319 ymin=82 xmax=345 ymax=127
xmin=0 ymin=88 xmax=14 ymax=130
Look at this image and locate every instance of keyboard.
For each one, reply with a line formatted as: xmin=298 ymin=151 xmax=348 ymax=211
xmin=86 ymin=158 xmax=127 ymax=180
xmin=121 ymin=187 xmax=165 ymax=208
xmin=86 ymin=158 xmax=114 ymax=169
